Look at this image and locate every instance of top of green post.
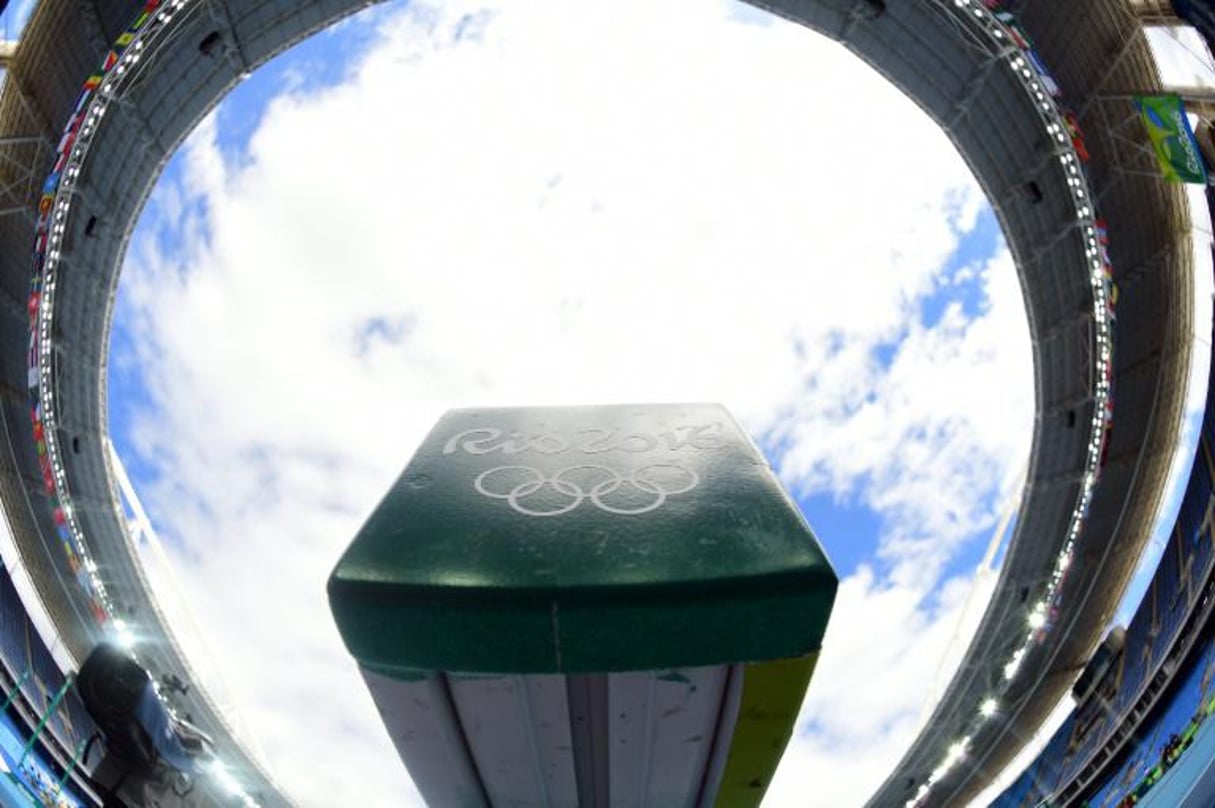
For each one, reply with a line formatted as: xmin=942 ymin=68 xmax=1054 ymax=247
xmin=328 ymin=403 xmax=837 ymax=675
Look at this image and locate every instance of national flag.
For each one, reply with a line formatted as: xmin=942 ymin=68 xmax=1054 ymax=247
xmin=1025 ymin=50 xmax=1062 ymax=97
xmin=995 ymin=12 xmax=1032 ymax=50
xmin=1064 ymin=110 xmax=1090 ymax=161
xmin=1135 ymin=94 xmax=1209 ymax=184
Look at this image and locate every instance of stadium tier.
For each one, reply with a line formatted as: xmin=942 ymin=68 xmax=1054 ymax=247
xmin=990 ymin=248 xmax=1215 ymax=808
xmin=0 ymin=564 xmax=99 ymax=805
xmin=0 ymin=0 xmax=1199 ymax=806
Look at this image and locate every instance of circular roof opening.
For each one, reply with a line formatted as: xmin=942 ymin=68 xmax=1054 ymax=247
xmin=103 ymin=2 xmax=1031 ymax=802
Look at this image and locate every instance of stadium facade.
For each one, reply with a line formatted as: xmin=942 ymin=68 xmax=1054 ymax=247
xmin=0 ymin=0 xmax=1204 ymax=805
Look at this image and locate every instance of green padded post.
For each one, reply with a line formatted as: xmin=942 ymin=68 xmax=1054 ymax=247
xmin=329 ymin=403 xmax=837 ymax=675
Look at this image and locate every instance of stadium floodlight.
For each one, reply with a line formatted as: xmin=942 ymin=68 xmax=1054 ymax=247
xmin=1004 ymin=649 xmax=1025 ymax=680
xmin=209 ymin=761 xmax=243 ymax=797
xmin=111 ymin=618 xmax=136 ymax=649
xmin=329 ymin=404 xmax=838 ymax=807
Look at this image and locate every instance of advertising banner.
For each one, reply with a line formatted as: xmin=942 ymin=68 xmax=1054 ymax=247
xmin=1136 ymin=94 xmax=1209 ymax=184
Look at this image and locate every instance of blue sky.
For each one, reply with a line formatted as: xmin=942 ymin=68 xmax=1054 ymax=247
xmin=0 ymin=1 xmax=35 ymax=40
xmin=92 ymin=1 xmax=1206 ymax=805
xmin=110 ymin=80 xmax=1004 ymax=588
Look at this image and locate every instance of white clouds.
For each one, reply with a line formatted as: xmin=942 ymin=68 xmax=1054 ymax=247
xmin=1145 ymin=27 xmax=1215 ymax=89
xmin=111 ymin=0 xmax=1033 ymax=804
xmin=767 ymin=566 xmax=997 ymax=805
xmin=773 ymin=248 xmax=1031 ymax=589
xmin=2 ymin=0 xmax=37 ymax=38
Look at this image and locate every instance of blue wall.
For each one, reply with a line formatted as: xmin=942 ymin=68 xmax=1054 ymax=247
xmin=1079 ymin=631 xmax=1215 ymax=806
xmin=0 ymin=566 xmax=96 ymax=805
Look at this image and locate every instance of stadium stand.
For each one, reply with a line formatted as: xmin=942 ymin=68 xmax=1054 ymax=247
xmin=0 ymin=564 xmax=99 ymax=804
xmin=0 ymin=0 xmax=1198 ymax=804
xmin=1080 ymin=638 xmax=1215 ymax=807
xmin=990 ymin=286 xmax=1215 ymax=807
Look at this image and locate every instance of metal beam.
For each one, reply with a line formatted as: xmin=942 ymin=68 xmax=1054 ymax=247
xmin=947 ymin=52 xmax=1004 ymax=131
xmin=1075 ymin=29 xmax=1149 ymax=120
xmin=0 ymin=135 xmax=42 ymax=148
xmin=205 ymin=0 xmax=252 ymax=77
xmin=1042 ymin=306 xmax=1094 ymax=342
xmin=1125 ymin=0 xmax=1182 ymax=24
xmin=75 ymin=0 xmax=110 ymax=57
xmin=1045 ymin=392 xmax=1097 ymax=418
xmin=1030 ymin=469 xmax=1086 ymax=490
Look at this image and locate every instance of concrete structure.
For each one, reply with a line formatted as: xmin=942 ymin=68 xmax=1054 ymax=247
xmin=1128 ymin=0 xmax=1188 ymax=24
xmin=0 ymin=0 xmax=1195 ymax=805
xmin=864 ymin=2 xmax=1193 ymax=805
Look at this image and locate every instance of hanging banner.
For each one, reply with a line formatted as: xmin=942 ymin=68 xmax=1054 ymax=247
xmin=1024 ymin=49 xmax=1061 ymax=97
xmin=1135 ymin=94 xmax=1209 ymax=184
xmin=1063 ymin=109 xmax=1090 ymax=162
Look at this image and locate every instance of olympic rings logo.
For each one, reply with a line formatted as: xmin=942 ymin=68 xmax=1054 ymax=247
xmin=473 ymin=463 xmax=699 ymax=517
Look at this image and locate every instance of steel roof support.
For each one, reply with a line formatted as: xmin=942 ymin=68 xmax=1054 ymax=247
xmin=1118 ymin=237 xmax=1185 ymax=295
xmin=1126 ymin=0 xmax=1181 ymax=24
xmin=73 ymin=0 xmax=110 ymax=57
xmin=946 ymin=52 xmax=1005 ymax=131
xmin=1076 ymin=28 xmax=1150 ymax=120
xmin=1030 ymin=470 xmax=1088 ymax=490
xmin=1028 ymin=220 xmax=1086 ymax=268
xmin=1041 ymin=306 xmax=1094 ymax=342
xmin=1044 ymin=392 xmax=1098 ymax=418
xmin=0 ymin=285 xmax=22 ymax=320
xmin=204 ymin=0 xmax=252 ymax=78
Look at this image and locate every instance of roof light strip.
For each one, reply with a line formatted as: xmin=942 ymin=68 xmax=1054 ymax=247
xmin=905 ymin=0 xmax=1116 ymax=803
xmin=25 ymin=1 xmax=266 ymax=802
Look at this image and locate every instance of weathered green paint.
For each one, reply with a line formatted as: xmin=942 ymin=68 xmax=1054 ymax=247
xmin=329 ymin=404 xmax=837 ymax=674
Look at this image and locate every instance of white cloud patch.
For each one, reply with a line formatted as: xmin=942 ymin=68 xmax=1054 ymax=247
xmin=768 ymin=566 xmax=998 ymax=805
xmin=1 ymin=0 xmax=36 ymax=38
xmin=1145 ymin=26 xmax=1215 ymax=88
xmin=112 ymin=1 xmax=1034 ymax=804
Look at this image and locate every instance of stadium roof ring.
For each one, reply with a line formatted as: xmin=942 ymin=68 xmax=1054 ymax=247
xmin=0 ymin=0 xmax=1189 ymax=805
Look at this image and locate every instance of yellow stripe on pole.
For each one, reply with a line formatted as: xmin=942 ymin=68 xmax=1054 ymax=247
xmin=712 ymin=654 xmax=817 ymax=808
